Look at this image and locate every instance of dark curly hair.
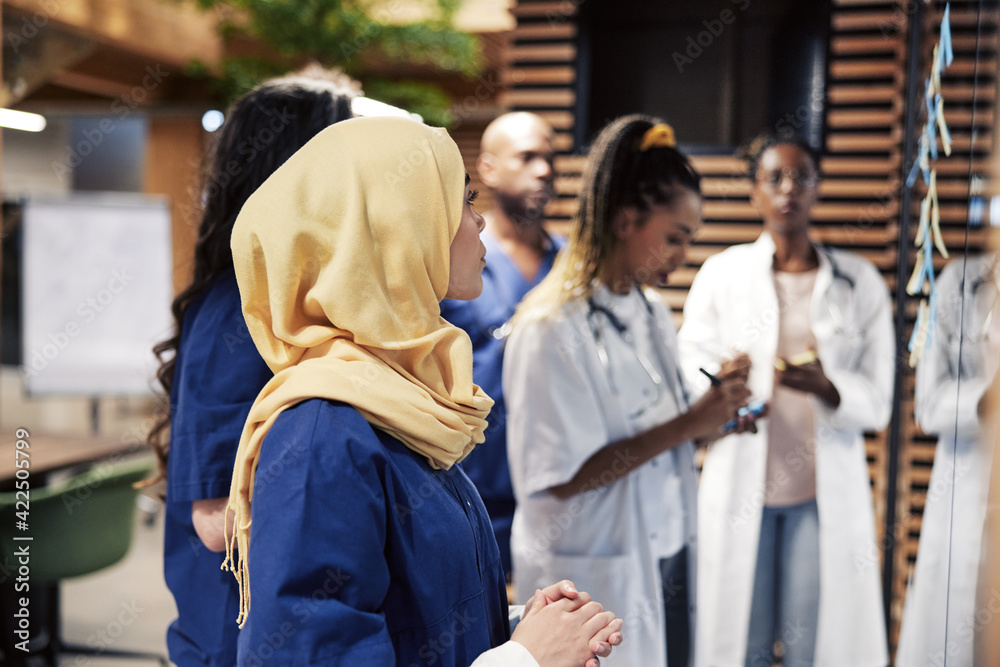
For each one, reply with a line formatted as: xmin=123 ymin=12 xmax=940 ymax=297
xmin=738 ymin=131 xmax=821 ymax=181
xmin=146 ymin=69 xmax=357 ymax=481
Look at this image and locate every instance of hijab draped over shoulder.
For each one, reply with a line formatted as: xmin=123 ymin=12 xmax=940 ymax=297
xmin=223 ymin=116 xmax=493 ymax=624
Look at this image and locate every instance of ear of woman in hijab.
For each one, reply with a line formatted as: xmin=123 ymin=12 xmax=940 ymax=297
xmin=223 ymin=116 xmax=493 ymax=624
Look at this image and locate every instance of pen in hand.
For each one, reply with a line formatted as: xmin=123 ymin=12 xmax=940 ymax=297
xmin=699 ymin=367 xmax=722 ymax=386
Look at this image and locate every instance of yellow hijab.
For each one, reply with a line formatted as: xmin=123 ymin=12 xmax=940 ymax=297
xmin=223 ymin=116 xmax=493 ymax=625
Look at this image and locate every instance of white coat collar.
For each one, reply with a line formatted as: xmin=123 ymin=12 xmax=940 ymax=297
xmin=750 ymin=230 xmax=835 ymax=299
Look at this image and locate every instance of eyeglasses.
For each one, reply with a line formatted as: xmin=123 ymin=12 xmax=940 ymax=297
xmin=756 ymin=168 xmax=818 ymax=190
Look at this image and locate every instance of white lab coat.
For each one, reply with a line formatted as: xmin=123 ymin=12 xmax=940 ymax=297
xmin=677 ymin=233 xmax=893 ymax=667
xmin=896 ymin=254 xmax=997 ymax=667
xmin=505 ymin=284 xmax=699 ymax=667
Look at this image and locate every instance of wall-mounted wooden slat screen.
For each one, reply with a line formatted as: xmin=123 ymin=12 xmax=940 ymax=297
xmin=503 ymin=0 xmax=997 ymax=662
xmin=823 ymin=7 xmax=908 ymax=626
xmin=501 ymin=0 xmax=583 ymax=244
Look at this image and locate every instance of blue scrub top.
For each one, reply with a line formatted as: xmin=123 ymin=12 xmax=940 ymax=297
xmin=439 ymin=231 xmax=562 ymax=574
xmin=164 ymin=271 xmax=273 ymax=666
xmin=239 ymin=398 xmax=510 ymax=665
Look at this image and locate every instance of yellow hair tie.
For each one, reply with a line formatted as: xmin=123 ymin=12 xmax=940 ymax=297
xmin=640 ymin=123 xmax=676 ymax=151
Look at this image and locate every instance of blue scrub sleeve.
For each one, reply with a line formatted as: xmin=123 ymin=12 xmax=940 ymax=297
xmin=168 ymin=274 xmax=273 ymax=503
xmin=239 ymin=409 xmax=395 ymax=665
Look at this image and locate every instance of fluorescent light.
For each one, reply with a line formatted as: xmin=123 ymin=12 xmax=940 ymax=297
xmin=351 ymin=97 xmax=422 ymax=122
xmin=0 ymin=108 xmax=46 ymax=132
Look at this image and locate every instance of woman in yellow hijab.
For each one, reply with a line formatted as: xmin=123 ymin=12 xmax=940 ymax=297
xmin=222 ymin=116 xmax=622 ymax=666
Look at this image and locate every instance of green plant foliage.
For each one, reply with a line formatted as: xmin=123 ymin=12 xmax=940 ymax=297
xmin=363 ymin=78 xmax=454 ymax=127
xmin=184 ymin=0 xmax=483 ymax=123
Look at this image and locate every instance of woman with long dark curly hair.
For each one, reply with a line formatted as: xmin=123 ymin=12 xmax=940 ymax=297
xmin=149 ymin=68 xmax=357 ymax=667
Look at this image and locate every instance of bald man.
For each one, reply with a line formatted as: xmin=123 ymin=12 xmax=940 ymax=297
xmin=440 ymin=112 xmax=559 ymax=578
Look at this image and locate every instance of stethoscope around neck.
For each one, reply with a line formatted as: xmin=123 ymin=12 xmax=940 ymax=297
xmin=813 ymin=247 xmax=857 ymax=335
xmin=586 ymin=287 xmax=690 ymax=417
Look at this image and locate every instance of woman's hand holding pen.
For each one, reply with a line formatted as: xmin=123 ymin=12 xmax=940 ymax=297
xmin=691 ymin=354 xmax=753 ymax=439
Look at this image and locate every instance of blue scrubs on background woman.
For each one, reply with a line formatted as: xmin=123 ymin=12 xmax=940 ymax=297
xmin=164 ymin=272 xmax=271 ymax=665
xmin=150 ymin=71 xmax=358 ymax=665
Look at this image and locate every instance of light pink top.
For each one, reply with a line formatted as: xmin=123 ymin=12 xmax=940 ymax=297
xmin=765 ymin=268 xmax=819 ymax=507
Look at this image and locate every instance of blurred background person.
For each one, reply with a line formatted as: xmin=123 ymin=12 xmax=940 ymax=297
xmin=897 ymin=252 xmax=998 ymax=666
xmin=441 ymin=111 xmax=560 ymax=578
xmin=147 ymin=68 xmax=357 ymax=667
xmin=678 ymin=134 xmax=894 ymax=667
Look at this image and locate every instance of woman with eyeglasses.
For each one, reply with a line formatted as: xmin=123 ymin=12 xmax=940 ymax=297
xmin=678 ymin=134 xmax=894 ymax=666
xmin=503 ymin=115 xmax=753 ymax=667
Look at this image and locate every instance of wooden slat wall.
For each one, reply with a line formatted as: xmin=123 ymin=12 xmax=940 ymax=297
xmin=500 ymin=0 xmax=582 ymax=238
xmin=502 ymin=0 xmax=998 ymax=662
xmin=826 ymin=1 xmax=907 ymax=651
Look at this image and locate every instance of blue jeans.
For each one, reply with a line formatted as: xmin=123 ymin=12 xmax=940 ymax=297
xmin=744 ymin=500 xmax=820 ymax=667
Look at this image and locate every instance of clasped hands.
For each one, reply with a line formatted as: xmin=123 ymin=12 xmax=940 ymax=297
xmin=511 ymin=580 xmax=624 ymax=667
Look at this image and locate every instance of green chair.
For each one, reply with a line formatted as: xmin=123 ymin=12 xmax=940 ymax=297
xmin=0 ymin=457 xmax=168 ymax=666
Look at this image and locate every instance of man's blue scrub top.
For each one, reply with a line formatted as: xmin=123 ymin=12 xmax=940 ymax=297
xmin=164 ymin=272 xmax=272 ymax=666
xmin=439 ymin=231 xmax=562 ymax=574
xmin=239 ymin=398 xmax=510 ymax=665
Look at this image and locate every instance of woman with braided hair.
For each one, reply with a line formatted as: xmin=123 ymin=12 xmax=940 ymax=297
xmin=504 ymin=115 xmax=753 ymax=667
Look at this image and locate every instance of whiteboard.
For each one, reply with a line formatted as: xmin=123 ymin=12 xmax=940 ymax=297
xmin=21 ymin=194 xmax=173 ymax=395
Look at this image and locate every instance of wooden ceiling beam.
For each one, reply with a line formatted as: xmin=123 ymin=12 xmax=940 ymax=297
xmin=3 ymin=0 xmax=221 ymax=71
xmin=0 ymin=25 xmax=95 ymax=106
xmin=49 ymin=69 xmax=148 ymax=100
